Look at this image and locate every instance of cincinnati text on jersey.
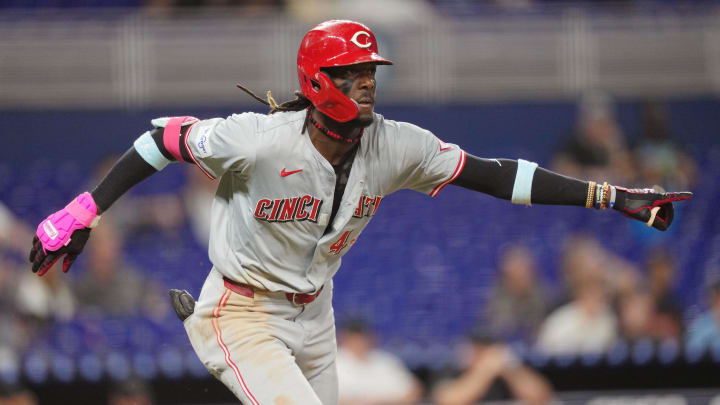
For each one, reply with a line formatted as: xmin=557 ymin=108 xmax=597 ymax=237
xmin=254 ymin=195 xmax=323 ymax=222
xmin=353 ymin=195 xmax=383 ymax=218
xmin=253 ymin=194 xmax=383 ymax=223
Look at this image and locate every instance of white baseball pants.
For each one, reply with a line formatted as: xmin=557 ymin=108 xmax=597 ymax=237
xmin=184 ymin=268 xmax=338 ymax=405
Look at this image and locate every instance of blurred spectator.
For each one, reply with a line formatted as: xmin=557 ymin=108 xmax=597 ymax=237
xmin=536 ymin=276 xmax=617 ymax=355
xmin=73 ymin=221 xmax=168 ymax=319
xmin=0 ymin=383 xmax=37 ymax=405
xmin=617 ymin=288 xmax=655 ymax=343
xmin=108 ymin=378 xmax=154 ymax=405
xmin=632 ymin=100 xmax=696 ymax=190
xmin=552 ymin=91 xmax=633 ymax=185
xmin=686 ymin=279 xmax=720 ymax=354
xmin=558 ymin=236 xmax=603 ymax=303
xmin=0 ymin=256 xmax=27 ymax=371
xmin=646 ymin=248 xmax=684 ymax=341
xmin=0 ymin=202 xmax=33 ymax=258
xmin=336 ymin=319 xmax=423 ymax=405
xmin=557 ymin=235 xmax=640 ymax=308
xmin=12 ymin=264 xmax=77 ymax=361
xmin=15 ymin=262 xmax=76 ymax=323
xmin=432 ymin=334 xmax=553 ymax=405
xmin=484 ymin=244 xmax=549 ymax=343
xmin=617 ymin=273 xmax=686 ymax=344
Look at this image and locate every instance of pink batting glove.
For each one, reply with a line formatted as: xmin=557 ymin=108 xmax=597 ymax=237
xmin=29 ymin=192 xmax=100 ymax=275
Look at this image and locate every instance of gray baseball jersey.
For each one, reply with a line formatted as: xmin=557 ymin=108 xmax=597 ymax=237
xmin=184 ymin=110 xmax=465 ymax=294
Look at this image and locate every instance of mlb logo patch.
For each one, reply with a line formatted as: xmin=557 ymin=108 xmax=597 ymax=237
xmin=195 ymin=126 xmax=213 ymax=158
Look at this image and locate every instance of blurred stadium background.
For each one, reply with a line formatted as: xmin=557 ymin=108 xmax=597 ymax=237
xmin=1 ymin=0 xmax=719 ymax=404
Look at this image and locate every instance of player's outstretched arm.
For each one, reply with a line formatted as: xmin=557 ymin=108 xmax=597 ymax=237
xmin=29 ymin=117 xmax=202 ymax=275
xmin=450 ymin=154 xmax=692 ymax=231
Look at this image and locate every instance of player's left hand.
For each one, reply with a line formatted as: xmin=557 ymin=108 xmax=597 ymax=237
xmin=29 ymin=228 xmax=91 ymax=275
xmin=614 ymin=187 xmax=693 ymax=231
xmin=29 ymin=192 xmax=99 ymax=275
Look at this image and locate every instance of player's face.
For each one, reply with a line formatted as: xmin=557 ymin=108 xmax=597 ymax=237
xmin=323 ymin=62 xmax=377 ymax=127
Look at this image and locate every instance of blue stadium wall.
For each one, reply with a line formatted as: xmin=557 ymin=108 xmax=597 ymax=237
xmin=2 ymin=98 xmax=720 ymax=403
xmin=2 ymin=98 xmax=719 ymax=341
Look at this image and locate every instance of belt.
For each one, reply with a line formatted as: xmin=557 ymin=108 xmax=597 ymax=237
xmin=222 ymin=277 xmax=324 ymax=306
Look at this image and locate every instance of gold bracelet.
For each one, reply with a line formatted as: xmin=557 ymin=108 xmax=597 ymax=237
xmin=601 ymin=182 xmax=610 ymax=210
xmin=586 ymin=181 xmax=596 ymax=209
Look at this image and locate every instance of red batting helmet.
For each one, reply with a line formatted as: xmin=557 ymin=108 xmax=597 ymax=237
xmin=297 ymin=20 xmax=393 ymax=123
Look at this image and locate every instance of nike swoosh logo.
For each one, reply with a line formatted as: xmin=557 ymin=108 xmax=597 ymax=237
xmin=281 ymin=168 xmax=303 ymax=177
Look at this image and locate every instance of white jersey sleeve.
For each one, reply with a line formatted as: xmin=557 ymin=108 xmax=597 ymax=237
xmin=382 ymin=120 xmax=466 ymax=197
xmin=185 ymin=112 xmax=260 ymax=179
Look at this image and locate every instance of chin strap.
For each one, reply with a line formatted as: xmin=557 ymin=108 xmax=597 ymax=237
xmin=307 ymin=110 xmax=364 ymax=144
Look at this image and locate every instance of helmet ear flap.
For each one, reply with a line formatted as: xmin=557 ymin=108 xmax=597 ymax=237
xmin=312 ymin=72 xmax=359 ymax=123
xmin=305 ymin=74 xmax=321 ymax=93
xmin=314 ymin=71 xmax=332 ymax=93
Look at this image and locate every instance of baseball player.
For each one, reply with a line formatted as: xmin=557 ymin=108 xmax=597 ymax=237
xmin=29 ymin=20 xmax=691 ymax=405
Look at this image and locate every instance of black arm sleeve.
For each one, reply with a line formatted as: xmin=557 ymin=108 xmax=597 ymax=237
xmin=450 ymin=154 xmax=588 ymax=207
xmin=150 ymin=127 xmax=176 ymax=161
xmin=90 ymin=147 xmax=157 ymax=213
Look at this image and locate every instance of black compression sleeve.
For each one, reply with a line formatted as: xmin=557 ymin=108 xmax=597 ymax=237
xmin=150 ymin=128 xmax=176 ymax=161
xmin=450 ymin=153 xmax=588 ymax=206
xmin=531 ymin=166 xmax=588 ymax=206
xmin=451 ymin=157 xmax=517 ymax=199
xmin=90 ymin=147 xmax=157 ymax=212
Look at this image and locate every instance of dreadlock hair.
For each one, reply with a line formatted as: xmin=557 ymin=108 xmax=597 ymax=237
xmin=236 ymin=84 xmax=314 ymax=132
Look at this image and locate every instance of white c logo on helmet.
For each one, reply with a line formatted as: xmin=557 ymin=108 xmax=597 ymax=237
xmin=350 ymin=31 xmax=372 ymax=49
